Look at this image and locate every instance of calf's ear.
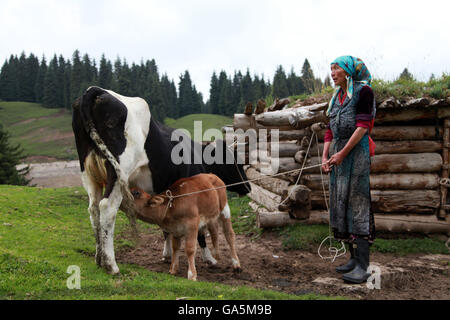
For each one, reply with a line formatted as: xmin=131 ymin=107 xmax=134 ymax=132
xmin=147 ymin=196 xmax=165 ymax=207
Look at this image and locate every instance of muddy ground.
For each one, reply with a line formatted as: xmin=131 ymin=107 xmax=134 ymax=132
xmin=116 ymin=230 xmax=450 ymax=300
xmin=22 ymin=161 xmax=450 ymax=300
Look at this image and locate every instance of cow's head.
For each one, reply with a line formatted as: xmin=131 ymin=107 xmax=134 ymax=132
xmin=204 ymin=139 xmax=251 ymax=196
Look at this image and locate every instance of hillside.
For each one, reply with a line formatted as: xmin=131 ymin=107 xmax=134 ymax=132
xmin=0 ymin=101 xmax=233 ymax=162
xmin=0 ymin=101 xmax=75 ymax=161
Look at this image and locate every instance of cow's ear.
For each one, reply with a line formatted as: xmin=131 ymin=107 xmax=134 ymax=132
xmin=147 ymin=196 xmax=165 ymax=207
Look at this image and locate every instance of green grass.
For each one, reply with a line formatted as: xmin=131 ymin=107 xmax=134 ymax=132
xmin=0 ymin=185 xmax=333 ymax=300
xmin=227 ymin=192 xmax=262 ymax=239
xmin=165 ymin=114 xmax=233 ymax=141
xmin=0 ymin=101 xmax=76 ymax=160
xmin=281 ymin=73 xmax=450 ymax=108
xmin=372 ymin=73 xmax=450 ymax=101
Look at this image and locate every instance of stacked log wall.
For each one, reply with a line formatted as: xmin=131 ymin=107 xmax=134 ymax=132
xmin=229 ymin=96 xmax=450 ymax=234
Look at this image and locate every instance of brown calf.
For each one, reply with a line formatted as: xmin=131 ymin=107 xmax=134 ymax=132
xmin=131 ymin=173 xmax=241 ymax=281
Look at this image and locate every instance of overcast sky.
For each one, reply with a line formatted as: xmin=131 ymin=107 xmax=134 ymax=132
xmin=1 ymin=0 xmax=449 ymax=99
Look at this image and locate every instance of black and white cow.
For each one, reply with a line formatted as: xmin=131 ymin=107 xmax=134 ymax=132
xmin=72 ymin=86 xmax=250 ymax=274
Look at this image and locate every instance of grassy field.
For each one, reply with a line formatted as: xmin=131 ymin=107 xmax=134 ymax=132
xmin=0 ymin=101 xmax=75 ymax=160
xmin=0 ymin=185 xmax=336 ymax=300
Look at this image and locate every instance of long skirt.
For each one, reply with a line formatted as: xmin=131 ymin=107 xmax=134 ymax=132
xmin=329 ymin=135 xmax=375 ymax=244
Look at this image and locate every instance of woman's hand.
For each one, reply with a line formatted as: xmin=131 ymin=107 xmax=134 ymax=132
xmin=328 ymin=151 xmax=346 ymax=166
xmin=322 ymin=157 xmax=332 ymax=173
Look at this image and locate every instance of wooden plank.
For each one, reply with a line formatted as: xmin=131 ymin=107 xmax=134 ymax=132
xmin=302 ymin=173 xmax=440 ymax=191
xmin=371 ymin=153 xmax=442 ymax=173
xmin=248 ymin=182 xmax=282 ymax=212
xmin=310 ymin=189 xmax=441 ymax=214
xmin=439 ymin=119 xmax=450 ymax=218
xmin=307 ymin=211 xmax=450 ymax=234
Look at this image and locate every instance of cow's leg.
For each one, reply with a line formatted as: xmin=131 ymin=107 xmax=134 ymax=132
xmin=81 ymin=172 xmax=104 ymax=267
xmin=199 ymin=232 xmax=217 ymax=266
xmin=98 ymin=181 xmax=122 ymax=275
xmin=162 ymin=231 xmax=172 ymax=263
xmin=169 ymin=235 xmax=182 ymax=276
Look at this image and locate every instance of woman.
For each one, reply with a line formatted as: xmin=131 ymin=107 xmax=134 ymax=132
xmin=321 ymin=56 xmax=376 ymax=284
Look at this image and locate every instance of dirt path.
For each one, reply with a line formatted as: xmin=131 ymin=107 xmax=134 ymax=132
xmin=116 ymin=231 xmax=450 ymax=300
xmin=17 ymin=160 xmax=82 ymax=188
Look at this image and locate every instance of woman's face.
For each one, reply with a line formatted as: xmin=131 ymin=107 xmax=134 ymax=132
xmin=331 ymin=64 xmax=348 ymax=87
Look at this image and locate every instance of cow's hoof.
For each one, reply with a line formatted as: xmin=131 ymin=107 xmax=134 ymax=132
xmin=102 ymin=260 xmax=120 ymax=275
xmin=233 ymin=267 xmax=243 ymax=274
xmin=162 ymin=256 xmax=171 ymax=264
xmin=105 ymin=265 xmax=120 ymax=275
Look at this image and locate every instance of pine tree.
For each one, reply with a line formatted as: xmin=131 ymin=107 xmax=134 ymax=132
xmin=117 ymin=59 xmax=132 ymax=96
xmin=178 ymin=71 xmax=196 ymax=117
xmin=301 ymin=59 xmax=315 ymax=94
xmin=16 ymin=52 xmax=27 ymax=101
xmin=145 ymin=71 xmax=166 ymax=121
xmin=399 ymin=68 xmax=414 ymax=81
xmin=0 ymin=60 xmax=9 ymax=100
xmin=217 ymin=71 xmax=232 ymax=116
xmin=43 ymin=55 xmax=60 ymax=108
xmin=161 ymin=74 xmax=178 ymax=118
xmin=98 ymin=54 xmax=113 ymax=89
xmin=34 ymin=56 xmax=47 ymax=103
xmin=241 ymin=69 xmax=254 ymax=108
xmin=20 ymin=53 xmax=39 ymax=102
xmin=231 ymin=71 xmax=242 ymax=114
xmin=60 ymin=56 xmax=72 ymax=108
xmin=272 ymin=65 xmax=289 ymax=98
xmin=80 ymin=53 xmax=96 ymax=93
xmin=0 ymin=124 xmax=29 ymax=185
xmin=217 ymin=71 xmax=230 ymax=115
xmin=70 ymin=50 xmax=83 ymax=103
xmin=324 ymin=75 xmax=332 ymax=88
xmin=209 ymin=72 xmax=220 ymax=115
xmin=1 ymin=55 xmax=19 ymax=101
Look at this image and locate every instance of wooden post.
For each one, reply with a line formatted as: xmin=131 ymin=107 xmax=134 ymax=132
xmin=439 ymin=119 xmax=450 ymax=219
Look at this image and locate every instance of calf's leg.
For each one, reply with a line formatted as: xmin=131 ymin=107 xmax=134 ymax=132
xmin=207 ymin=221 xmax=220 ymax=261
xmin=162 ymin=231 xmax=172 ymax=262
xmin=185 ymin=229 xmax=199 ymax=281
xmin=169 ymin=235 xmax=182 ymax=276
xmin=220 ymin=204 xmax=242 ymax=273
xmin=163 ymin=232 xmax=215 ymax=266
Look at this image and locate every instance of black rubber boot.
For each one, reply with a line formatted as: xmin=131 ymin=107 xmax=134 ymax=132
xmin=342 ymin=238 xmax=370 ymax=284
xmin=335 ymin=244 xmax=356 ymax=274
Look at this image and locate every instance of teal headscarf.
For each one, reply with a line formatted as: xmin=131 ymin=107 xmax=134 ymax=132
xmin=327 ymin=56 xmax=372 ymax=115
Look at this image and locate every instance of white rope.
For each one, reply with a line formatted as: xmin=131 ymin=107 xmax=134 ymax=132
xmin=314 ymin=133 xmax=346 ymax=263
xmin=162 ymin=162 xmax=327 ymax=201
xmin=279 ymin=132 xmax=316 ymax=206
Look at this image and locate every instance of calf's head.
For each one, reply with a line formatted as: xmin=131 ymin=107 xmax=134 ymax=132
xmin=131 ymin=188 xmax=165 ymax=212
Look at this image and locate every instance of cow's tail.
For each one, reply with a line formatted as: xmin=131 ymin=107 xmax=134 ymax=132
xmin=79 ymin=87 xmax=139 ymax=239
